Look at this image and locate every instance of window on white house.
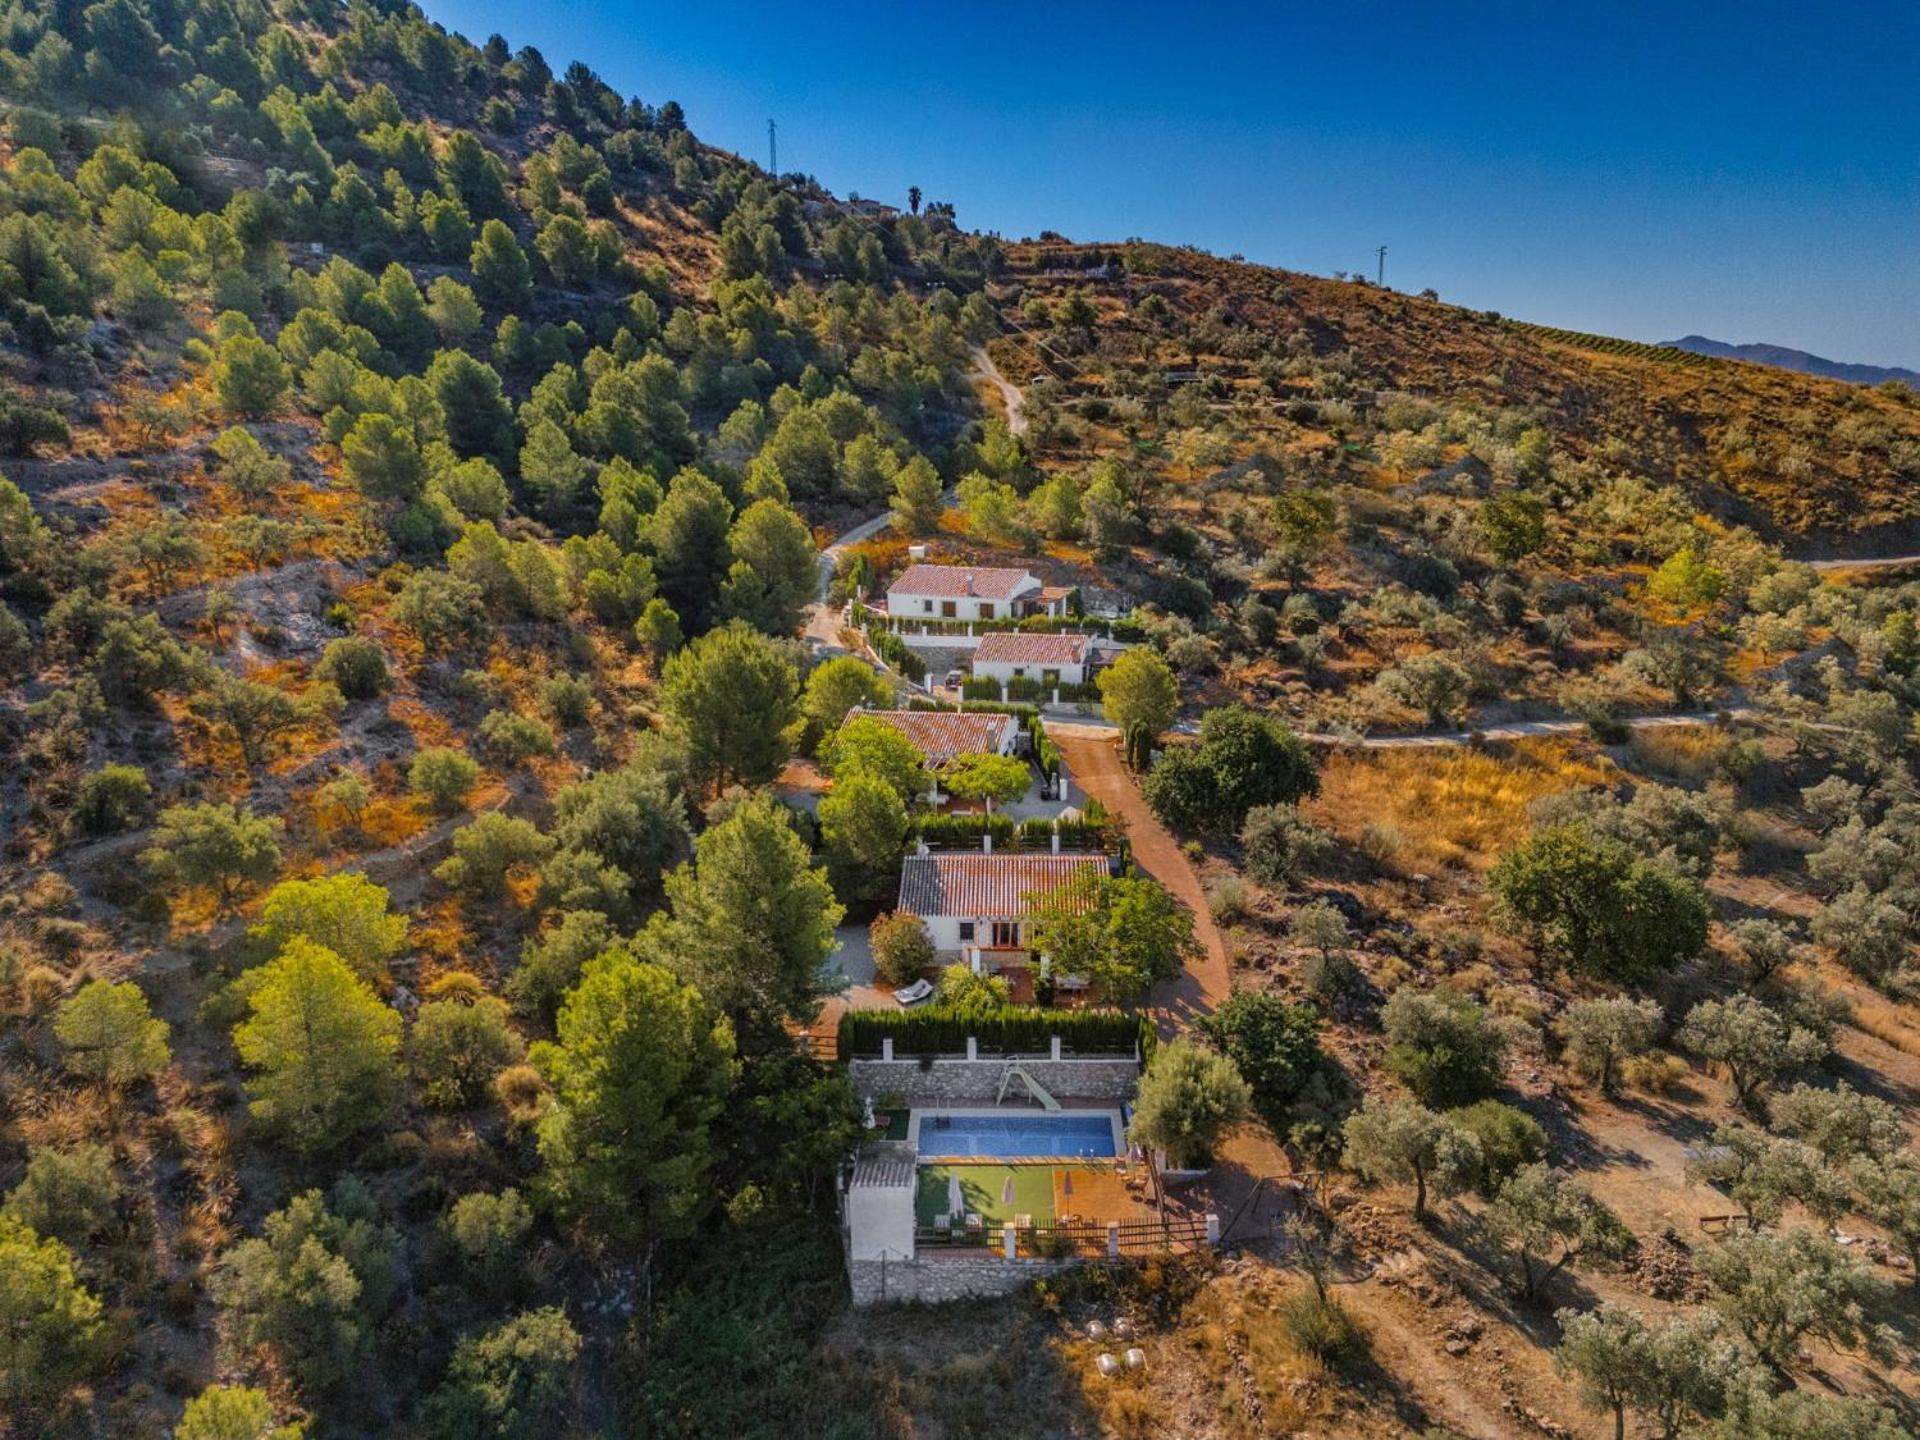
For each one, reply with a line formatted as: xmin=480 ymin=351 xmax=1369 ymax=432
xmin=958 ymin=921 xmax=976 ymax=942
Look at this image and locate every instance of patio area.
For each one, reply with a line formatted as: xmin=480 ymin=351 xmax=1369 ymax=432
xmin=914 ymin=1161 xmax=1159 ymax=1229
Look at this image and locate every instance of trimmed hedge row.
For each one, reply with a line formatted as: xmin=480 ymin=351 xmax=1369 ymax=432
xmin=964 ymin=676 xmax=1103 ymax=704
xmin=910 ymin=812 xmax=1115 ymax=851
xmin=915 ymin=811 xmax=1015 ymax=847
xmin=837 ymin=1005 xmax=1154 ymax=1061
xmin=864 ymin=622 xmax=926 ymax=682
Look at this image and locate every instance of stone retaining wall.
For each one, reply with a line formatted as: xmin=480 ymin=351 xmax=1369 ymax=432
xmin=849 ymin=1252 xmax=1079 ymax=1306
xmin=848 ymin=1056 xmax=1138 ymax=1106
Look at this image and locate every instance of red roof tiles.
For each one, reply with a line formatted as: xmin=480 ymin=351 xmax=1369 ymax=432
xmin=887 ymin=564 xmax=1040 ymax=601
xmin=898 ymin=853 xmax=1110 ymax=919
xmin=972 ymin=632 xmax=1092 ymax=666
xmin=861 ymin=710 xmax=1019 ymax=765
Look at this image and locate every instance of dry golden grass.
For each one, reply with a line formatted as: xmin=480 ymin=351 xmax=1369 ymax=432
xmin=1626 ymin=725 xmax=1729 ymax=784
xmin=1055 ymin=1268 xmax=1324 ymax=1439
xmin=1309 ymin=738 xmax=1611 ymax=874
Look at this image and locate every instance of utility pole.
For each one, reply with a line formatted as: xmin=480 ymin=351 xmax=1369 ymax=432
xmin=767 ymin=119 xmax=778 ymax=178
xmin=1376 ymin=245 xmax=1388 ymax=288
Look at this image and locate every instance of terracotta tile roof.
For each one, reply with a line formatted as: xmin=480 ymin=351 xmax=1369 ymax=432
xmin=887 ymin=563 xmax=1039 ymax=600
xmin=862 ymin=710 xmax=1019 ymax=765
xmin=898 ymin=852 xmax=1110 ymax=919
xmin=973 ymin=632 xmax=1092 ymax=666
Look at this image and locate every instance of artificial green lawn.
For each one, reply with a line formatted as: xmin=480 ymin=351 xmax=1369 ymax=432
xmin=915 ymin=1164 xmax=1057 ymax=1227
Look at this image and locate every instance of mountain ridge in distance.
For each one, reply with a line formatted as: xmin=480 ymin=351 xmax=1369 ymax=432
xmin=1662 ymin=333 xmax=1920 ymax=387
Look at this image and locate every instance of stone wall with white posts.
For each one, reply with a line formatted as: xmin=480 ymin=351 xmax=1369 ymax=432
xmin=847 ymin=1036 xmax=1140 ymax=1107
xmin=848 ymin=1214 xmax=1224 ymax=1306
xmin=849 ymin=1251 xmax=1079 ymax=1305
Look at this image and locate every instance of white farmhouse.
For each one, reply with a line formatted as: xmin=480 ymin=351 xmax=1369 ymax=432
xmin=970 ymin=632 xmax=1093 ymax=689
xmin=884 ymin=563 xmax=1072 ymax=622
xmin=897 ymin=851 xmax=1109 ymax=961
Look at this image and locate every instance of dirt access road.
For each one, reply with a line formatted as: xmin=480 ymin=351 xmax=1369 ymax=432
xmin=1049 ymin=723 xmax=1228 ymax=1034
xmin=970 ymin=343 xmax=1028 ymax=438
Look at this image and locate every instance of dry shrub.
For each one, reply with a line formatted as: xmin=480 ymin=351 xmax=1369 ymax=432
xmin=1208 ymin=875 xmax=1254 ymax=924
xmin=21 ymin=871 xmax=77 ymax=914
xmin=1357 ymin=820 xmax=1405 ymax=867
xmin=1622 ymin=1052 xmax=1688 ymax=1094
xmin=1311 ymin=739 xmax=1609 ymax=874
xmin=1487 ymin=984 xmax=1548 ymax=1030
xmin=493 ymin=1063 xmax=547 ymax=1127
xmin=1095 ymin=1382 xmax=1166 ymax=1440
xmin=22 ymin=964 xmax=66 ymax=1015
xmin=1280 ymin=1285 xmax=1366 ymax=1364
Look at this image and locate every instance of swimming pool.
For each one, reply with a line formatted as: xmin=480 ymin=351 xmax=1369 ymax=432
xmin=913 ymin=1110 xmax=1120 ymax=1158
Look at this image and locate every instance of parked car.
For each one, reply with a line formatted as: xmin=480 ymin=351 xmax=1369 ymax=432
xmin=943 ymin=669 xmax=964 ymax=689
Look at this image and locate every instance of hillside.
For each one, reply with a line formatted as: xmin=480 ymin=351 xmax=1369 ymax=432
xmin=1664 ymin=333 xmax=1920 ymax=389
xmin=2 ymin=3 xmax=1920 ymax=1440
xmin=990 ymin=244 xmax=1920 ymax=550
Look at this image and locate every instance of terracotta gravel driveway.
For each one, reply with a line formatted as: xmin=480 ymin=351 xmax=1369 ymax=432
xmin=1051 ymin=724 xmax=1228 ymax=1036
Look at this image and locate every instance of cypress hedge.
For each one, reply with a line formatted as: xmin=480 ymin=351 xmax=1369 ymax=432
xmin=837 ymin=1006 xmax=1153 ymax=1063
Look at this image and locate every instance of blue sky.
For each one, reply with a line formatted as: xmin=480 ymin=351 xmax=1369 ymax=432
xmin=423 ymin=1 xmax=1920 ymax=369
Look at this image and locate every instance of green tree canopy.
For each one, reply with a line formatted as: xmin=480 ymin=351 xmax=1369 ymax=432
xmin=1027 ymin=872 xmax=1197 ymax=1003
xmin=530 ymin=952 xmax=737 ymax=1254
xmin=1128 ymin=1038 xmax=1251 ymax=1169
xmin=0 ymin=1214 xmax=103 ymax=1411
xmin=233 ymin=939 xmax=402 ymax=1153
xmin=1095 ymin=647 xmax=1179 ymax=737
xmin=251 ymin=872 xmax=409 ymax=981
xmin=1491 ymin=824 xmax=1709 ymax=984
xmin=53 ymin=979 xmax=170 ymax=1103
xmin=660 ymin=622 xmax=797 ymax=794
xmin=1197 ymin=990 xmax=1321 ymax=1122
xmin=818 ymin=771 xmax=910 ymax=911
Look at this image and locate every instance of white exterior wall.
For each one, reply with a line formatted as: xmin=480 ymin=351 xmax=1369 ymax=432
xmin=888 ymin=589 xmax=1034 ymax=622
xmin=921 ymin=914 xmax=965 ymax=951
xmin=973 ymin=657 xmax=1088 ymax=687
xmin=846 ymin=1182 xmax=916 ymax=1261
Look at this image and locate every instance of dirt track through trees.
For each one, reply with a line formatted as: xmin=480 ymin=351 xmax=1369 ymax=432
xmin=1052 ymin=725 xmax=1227 ymax=1034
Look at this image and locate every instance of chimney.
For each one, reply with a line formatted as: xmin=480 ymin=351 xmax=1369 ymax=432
xmin=963 ymin=570 xmax=973 ymax=596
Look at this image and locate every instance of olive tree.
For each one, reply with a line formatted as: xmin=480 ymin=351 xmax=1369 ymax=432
xmin=1698 ymin=1228 xmax=1894 ymax=1374
xmin=1341 ymin=1096 xmax=1480 ymax=1221
xmin=1554 ymin=996 xmax=1661 ymax=1094
xmin=1678 ymin=994 xmax=1828 ymax=1112
xmin=1128 ymin=1038 xmax=1252 ymax=1170
xmin=1484 ymin=1163 xmax=1633 ymax=1300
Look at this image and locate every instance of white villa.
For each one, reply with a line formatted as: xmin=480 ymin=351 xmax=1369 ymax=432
xmin=970 ymin=632 xmax=1094 ymax=689
xmin=897 ymin=850 xmax=1109 ymax=962
xmin=884 ymin=563 xmax=1073 ymax=622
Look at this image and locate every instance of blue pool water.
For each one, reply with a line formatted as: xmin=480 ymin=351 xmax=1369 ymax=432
xmin=918 ymin=1112 xmax=1117 ymax=1158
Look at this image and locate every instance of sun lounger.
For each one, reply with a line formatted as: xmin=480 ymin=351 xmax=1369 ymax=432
xmin=893 ymin=978 xmax=934 ymax=1006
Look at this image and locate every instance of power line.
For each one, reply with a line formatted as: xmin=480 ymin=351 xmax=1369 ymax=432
xmin=1376 ymin=245 xmax=1388 ymax=287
